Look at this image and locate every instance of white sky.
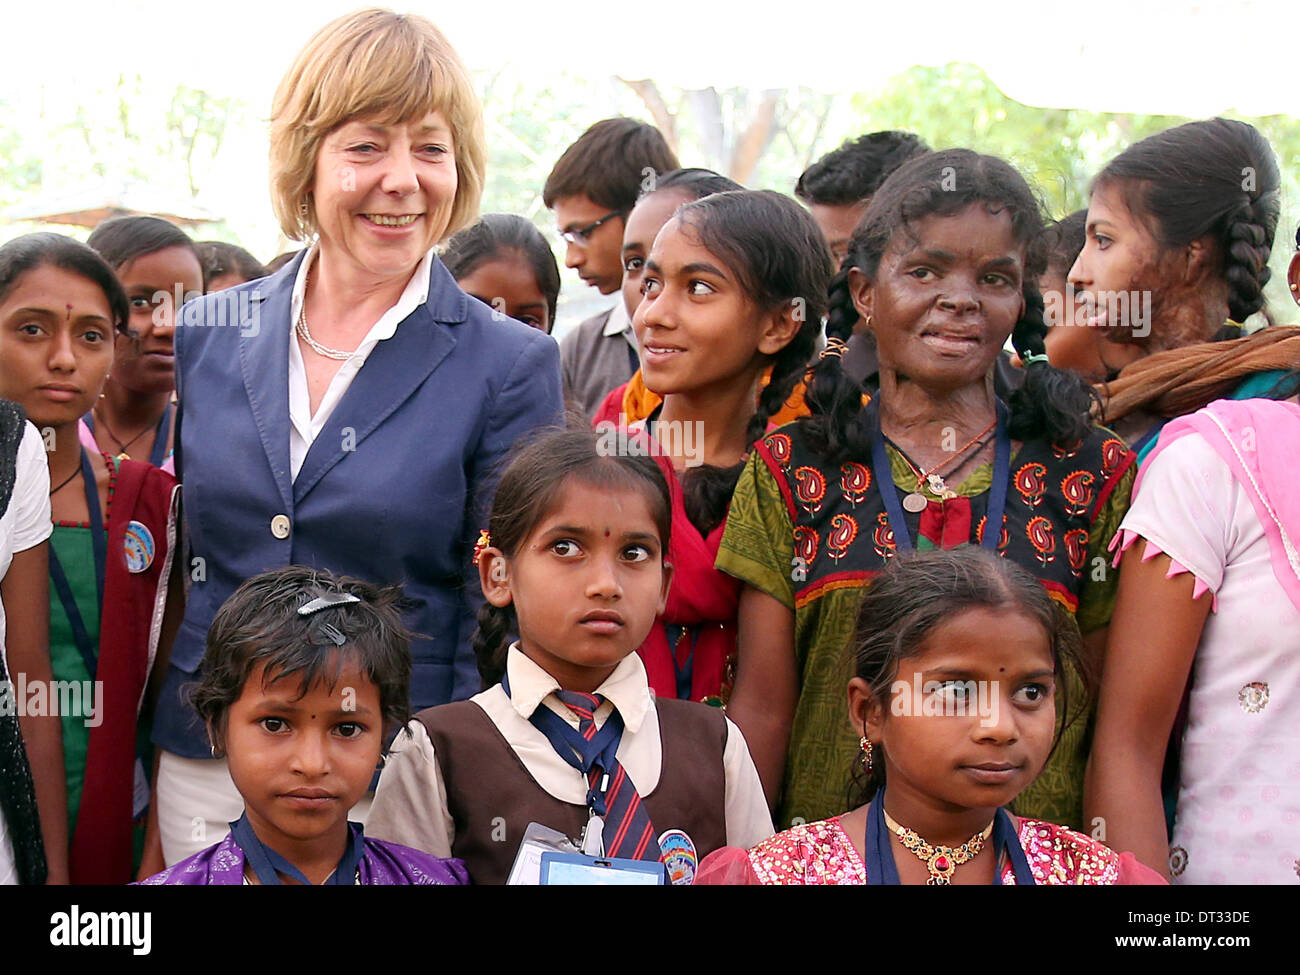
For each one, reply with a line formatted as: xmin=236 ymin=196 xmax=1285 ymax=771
xmin=6 ymin=0 xmax=1296 ymax=114
xmin=2 ymin=0 xmax=1296 ymax=264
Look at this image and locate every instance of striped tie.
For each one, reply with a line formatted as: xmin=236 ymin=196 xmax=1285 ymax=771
xmin=552 ymin=689 xmax=662 ymax=863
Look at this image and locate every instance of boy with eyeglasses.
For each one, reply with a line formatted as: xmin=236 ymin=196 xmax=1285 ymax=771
xmin=543 ymin=118 xmax=679 ymax=418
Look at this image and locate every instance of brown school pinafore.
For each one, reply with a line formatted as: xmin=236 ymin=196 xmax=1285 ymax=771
xmin=417 ymin=697 xmax=729 ymax=885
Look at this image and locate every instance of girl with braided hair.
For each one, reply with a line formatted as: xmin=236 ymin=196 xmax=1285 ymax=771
xmin=1069 ymin=117 xmax=1289 ymax=458
xmin=720 ymin=149 xmax=1136 ymax=832
xmin=598 ymin=189 xmax=830 ymax=703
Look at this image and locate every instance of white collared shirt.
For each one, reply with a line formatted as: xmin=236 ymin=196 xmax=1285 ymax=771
xmin=604 ymin=298 xmax=634 ymax=346
xmin=365 ymin=644 xmax=773 ymax=859
xmin=287 ymin=243 xmax=435 ymax=480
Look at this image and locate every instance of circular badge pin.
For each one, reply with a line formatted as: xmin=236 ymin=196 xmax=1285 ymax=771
xmin=657 ymin=828 xmax=698 ymax=886
xmin=123 ymin=520 xmax=156 ymax=574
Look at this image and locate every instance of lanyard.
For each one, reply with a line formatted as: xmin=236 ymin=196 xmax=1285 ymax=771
xmin=869 ymin=399 xmax=1011 ymax=553
xmin=48 ymin=449 xmax=106 ymax=681
xmin=501 ymin=671 xmax=624 ymax=817
xmin=863 ymin=792 xmax=1036 ymax=885
xmin=229 ymin=813 xmax=365 ymax=886
xmin=149 ymin=403 xmax=173 ymax=468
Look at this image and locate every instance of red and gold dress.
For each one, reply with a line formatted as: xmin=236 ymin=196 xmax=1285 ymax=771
xmin=696 ymin=814 xmax=1166 ymax=885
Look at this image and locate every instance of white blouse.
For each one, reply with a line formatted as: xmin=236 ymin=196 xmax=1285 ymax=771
xmin=1119 ymin=431 xmax=1300 ymax=885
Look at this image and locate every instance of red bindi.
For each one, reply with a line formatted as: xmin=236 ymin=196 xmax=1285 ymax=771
xmin=604 ymin=529 xmax=610 ymax=537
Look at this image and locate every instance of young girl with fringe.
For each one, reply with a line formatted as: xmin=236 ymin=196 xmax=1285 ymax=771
xmin=139 ymin=566 xmax=467 ymax=884
xmin=698 ymin=548 xmax=1164 ymax=885
xmin=365 ymin=428 xmax=773 ymax=884
xmin=720 ymin=150 xmax=1135 ymax=832
xmin=597 ymin=188 xmax=831 ymax=704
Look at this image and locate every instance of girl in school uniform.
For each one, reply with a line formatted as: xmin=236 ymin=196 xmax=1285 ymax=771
xmin=366 ymin=427 xmax=773 ymax=884
xmin=139 ymin=567 xmax=467 ymax=884
xmin=697 ymin=548 xmax=1165 ymax=885
xmin=0 ymin=233 xmax=178 ymax=884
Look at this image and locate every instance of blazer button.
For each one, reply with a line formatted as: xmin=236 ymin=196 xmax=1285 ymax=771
xmin=270 ymin=514 xmax=291 ymax=539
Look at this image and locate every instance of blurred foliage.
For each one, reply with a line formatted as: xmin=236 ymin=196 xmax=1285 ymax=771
xmin=4 ymin=61 xmax=1298 ymax=318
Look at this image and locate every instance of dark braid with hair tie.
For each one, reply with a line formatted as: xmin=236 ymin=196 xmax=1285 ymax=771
xmin=472 ymin=601 xmax=515 ymax=689
xmin=1223 ymin=199 xmax=1273 ymax=324
xmin=802 ymin=265 xmax=872 ymax=464
xmin=1008 ymin=280 xmax=1097 ymax=446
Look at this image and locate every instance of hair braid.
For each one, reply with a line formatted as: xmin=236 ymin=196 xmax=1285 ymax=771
xmin=801 ymin=267 xmax=872 ymax=463
xmin=1223 ymin=200 xmax=1273 ymax=323
xmin=1008 ymin=282 xmax=1096 ymax=446
xmin=471 ymin=601 xmax=515 ymax=690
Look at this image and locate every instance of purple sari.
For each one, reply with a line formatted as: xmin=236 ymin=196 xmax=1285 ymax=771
xmin=137 ymin=830 xmax=468 ymax=885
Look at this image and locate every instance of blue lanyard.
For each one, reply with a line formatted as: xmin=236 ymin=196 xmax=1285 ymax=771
xmin=863 ymin=792 xmax=1036 ymax=885
xmin=229 ymin=813 xmax=365 ymax=886
xmin=47 ymin=449 xmax=106 ymax=680
xmin=501 ymin=670 xmax=624 ymax=816
xmin=869 ymin=399 xmax=1011 ymax=552
xmin=149 ymin=403 xmax=173 ymax=468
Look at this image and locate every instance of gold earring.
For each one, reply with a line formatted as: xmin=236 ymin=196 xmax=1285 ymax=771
xmin=1291 ymin=282 xmax=1298 ymax=293
xmin=859 ymin=736 xmax=874 ymax=776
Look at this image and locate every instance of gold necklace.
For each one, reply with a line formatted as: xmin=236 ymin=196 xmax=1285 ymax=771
xmin=882 ymin=807 xmax=994 ymax=885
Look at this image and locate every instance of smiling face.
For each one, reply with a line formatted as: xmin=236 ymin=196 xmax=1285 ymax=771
xmin=311 ymin=111 xmax=458 ymax=282
xmin=621 ymin=188 xmax=691 ymax=320
xmin=857 ymin=605 xmax=1058 ymax=815
xmin=851 ymin=205 xmax=1026 ymax=395
xmin=553 ymin=194 xmax=626 ymax=295
xmin=456 ymin=252 xmax=551 ymax=332
xmin=114 ymin=245 xmax=203 ymax=395
xmin=0 ymin=264 xmax=115 ymax=428
xmin=633 ymin=217 xmax=794 ymax=399
xmin=220 ymin=660 xmax=382 ymax=863
xmin=480 ymin=478 xmax=671 ymax=693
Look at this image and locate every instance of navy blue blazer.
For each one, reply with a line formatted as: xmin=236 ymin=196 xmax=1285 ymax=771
xmin=153 ymin=252 xmax=564 ymax=757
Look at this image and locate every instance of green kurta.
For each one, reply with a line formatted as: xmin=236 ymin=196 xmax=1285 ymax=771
xmin=717 ymin=440 xmax=1134 ymax=831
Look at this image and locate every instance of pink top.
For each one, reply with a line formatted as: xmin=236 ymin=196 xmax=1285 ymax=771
xmin=696 ymin=814 xmax=1167 ymax=885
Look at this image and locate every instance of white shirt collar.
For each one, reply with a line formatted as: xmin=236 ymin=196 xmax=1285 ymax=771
xmin=288 ymin=241 xmax=434 ymax=348
xmin=503 ymin=643 xmax=653 ymax=734
xmin=603 ymin=299 xmax=632 ymax=338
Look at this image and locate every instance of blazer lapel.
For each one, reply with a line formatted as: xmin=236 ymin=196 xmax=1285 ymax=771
xmin=239 ymin=257 xmax=298 ymax=512
xmin=292 ymin=301 xmax=456 ymax=504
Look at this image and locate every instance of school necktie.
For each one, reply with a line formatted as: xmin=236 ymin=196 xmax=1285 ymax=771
xmin=551 ymin=689 xmax=663 ymax=863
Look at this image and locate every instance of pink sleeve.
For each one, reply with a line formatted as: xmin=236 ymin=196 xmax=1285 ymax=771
xmin=1117 ymin=852 xmax=1169 ymax=885
xmin=694 ymin=846 xmax=762 ymax=885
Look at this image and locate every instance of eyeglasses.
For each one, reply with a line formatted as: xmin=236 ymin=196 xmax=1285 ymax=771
xmin=560 ymin=210 xmax=628 ymax=246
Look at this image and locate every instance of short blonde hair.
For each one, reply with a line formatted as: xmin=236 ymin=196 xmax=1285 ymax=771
xmin=269 ymin=8 xmax=485 ymax=242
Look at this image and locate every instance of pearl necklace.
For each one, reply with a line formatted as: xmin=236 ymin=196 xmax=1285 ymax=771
xmin=296 ymin=301 xmax=355 ymax=360
xmin=295 ymin=262 xmax=356 ymax=361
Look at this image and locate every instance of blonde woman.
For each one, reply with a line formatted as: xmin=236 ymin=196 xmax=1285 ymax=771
xmin=144 ymin=8 xmax=563 ymax=872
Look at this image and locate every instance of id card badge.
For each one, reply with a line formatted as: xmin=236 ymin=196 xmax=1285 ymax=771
xmin=539 ymin=851 xmax=666 ymax=885
xmin=506 ymin=822 xmax=580 ymax=886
